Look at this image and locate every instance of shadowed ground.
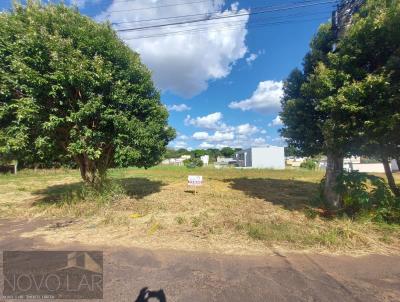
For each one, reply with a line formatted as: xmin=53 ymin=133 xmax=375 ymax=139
xmin=224 ymin=177 xmax=321 ymax=210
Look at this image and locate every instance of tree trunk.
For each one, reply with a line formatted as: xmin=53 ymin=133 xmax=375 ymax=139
xmin=323 ymin=151 xmax=344 ymax=209
xmin=382 ymin=156 xmax=400 ymax=197
xmin=75 ymin=154 xmax=102 ymax=187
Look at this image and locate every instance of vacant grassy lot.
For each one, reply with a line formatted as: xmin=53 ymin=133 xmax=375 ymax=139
xmin=1 ymin=166 xmax=399 ymax=255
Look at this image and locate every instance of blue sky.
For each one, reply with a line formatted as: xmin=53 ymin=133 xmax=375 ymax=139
xmin=0 ymin=0 xmax=337 ymax=150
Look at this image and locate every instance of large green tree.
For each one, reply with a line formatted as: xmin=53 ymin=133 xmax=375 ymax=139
xmin=281 ymin=0 xmax=400 ymax=207
xmin=332 ymin=0 xmax=400 ymax=196
xmin=0 ymin=2 xmax=175 ymax=185
xmin=280 ymin=23 xmax=350 ymax=208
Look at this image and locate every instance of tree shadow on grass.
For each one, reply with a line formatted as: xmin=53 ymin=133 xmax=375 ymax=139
xmin=224 ymin=177 xmax=321 ymax=211
xmin=31 ymin=177 xmax=165 ymax=207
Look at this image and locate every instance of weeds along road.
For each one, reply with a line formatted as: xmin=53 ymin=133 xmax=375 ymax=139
xmin=0 ymin=219 xmax=399 ymax=302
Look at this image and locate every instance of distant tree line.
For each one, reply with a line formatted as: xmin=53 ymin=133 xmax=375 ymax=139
xmin=164 ymin=147 xmax=241 ymax=162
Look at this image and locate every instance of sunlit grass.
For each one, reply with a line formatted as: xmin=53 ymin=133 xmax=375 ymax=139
xmin=0 ymin=166 xmax=399 ymax=254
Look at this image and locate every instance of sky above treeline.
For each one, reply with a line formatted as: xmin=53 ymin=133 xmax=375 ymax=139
xmin=0 ymin=0 xmax=339 ymax=150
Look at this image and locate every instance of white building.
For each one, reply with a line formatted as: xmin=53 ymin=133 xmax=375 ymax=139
xmin=235 ymin=146 xmax=285 ymax=169
xmin=161 ymin=155 xmax=190 ymax=166
xmin=286 ymin=157 xmax=306 ymax=167
xmin=200 ymin=155 xmax=209 ymax=166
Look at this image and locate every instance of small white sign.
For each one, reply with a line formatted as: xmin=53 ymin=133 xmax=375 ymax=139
xmin=188 ymin=175 xmax=203 ymax=186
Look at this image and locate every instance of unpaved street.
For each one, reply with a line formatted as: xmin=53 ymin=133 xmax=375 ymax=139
xmin=0 ymin=219 xmax=399 ymax=302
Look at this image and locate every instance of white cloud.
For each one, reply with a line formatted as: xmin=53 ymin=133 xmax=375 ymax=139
xmin=171 ymin=140 xmax=188 ymax=149
xmin=70 ymin=0 xmax=100 ymax=8
xmin=193 ymin=131 xmax=234 ymax=142
xmin=236 ymin=123 xmax=259 ymax=135
xmin=199 ymin=142 xmax=215 ymax=149
xmin=268 ymin=115 xmax=283 ymax=127
xmin=167 ymin=104 xmax=191 ymax=112
xmin=253 ymin=137 xmax=267 ymax=146
xmin=245 ymin=49 xmax=264 ymax=65
xmin=271 ymin=137 xmax=287 ymax=147
xmin=187 ymin=112 xmax=271 ymax=148
xmin=177 ymin=134 xmax=189 ymax=140
xmin=99 ymin=1 xmax=249 ymax=98
xmin=185 ymin=112 xmax=228 ymax=130
xmin=245 ymin=53 xmax=258 ymax=65
xmin=229 ymin=80 xmax=283 ymax=114
xmin=213 ymin=131 xmax=235 ymax=142
xmin=193 ymin=132 xmax=210 ymax=140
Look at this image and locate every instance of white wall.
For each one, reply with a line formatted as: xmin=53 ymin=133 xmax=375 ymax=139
xmin=251 ymin=147 xmax=285 ymax=169
xmin=347 ymin=161 xmax=399 ymax=173
xmin=351 ymin=163 xmax=385 ymax=173
xmin=392 ymin=159 xmax=399 ymax=172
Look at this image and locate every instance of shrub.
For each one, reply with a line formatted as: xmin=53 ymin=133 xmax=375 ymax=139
xmin=300 ymin=159 xmax=317 ymax=170
xmin=184 ymin=158 xmax=203 ymax=168
xmin=335 ymin=171 xmax=400 ymax=223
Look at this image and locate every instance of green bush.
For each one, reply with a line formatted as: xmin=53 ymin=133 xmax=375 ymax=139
xmin=183 ymin=158 xmax=203 ymax=168
xmin=335 ymin=171 xmax=400 ymax=223
xmin=300 ymin=159 xmax=317 ymax=170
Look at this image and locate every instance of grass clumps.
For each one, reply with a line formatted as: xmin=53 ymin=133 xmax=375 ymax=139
xmin=241 ymin=220 xmax=375 ymax=250
xmin=0 ymin=166 xmax=399 ymax=254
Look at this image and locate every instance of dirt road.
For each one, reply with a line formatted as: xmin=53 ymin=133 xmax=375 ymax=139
xmin=0 ymin=219 xmax=399 ymax=302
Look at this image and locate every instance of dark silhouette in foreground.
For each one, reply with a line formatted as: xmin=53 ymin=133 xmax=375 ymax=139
xmin=134 ymin=287 xmax=166 ymax=302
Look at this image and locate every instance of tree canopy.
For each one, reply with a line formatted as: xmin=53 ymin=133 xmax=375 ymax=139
xmin=281 ymin=0 xmax=400 ymax=206
xmin=0 ymin=2 xmax=175 ymax=185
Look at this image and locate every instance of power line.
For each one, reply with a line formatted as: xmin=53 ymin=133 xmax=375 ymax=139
xmin=119 ymin=9 xmax=333 ymax=38
xmin=111 ymin=0 xmax=333 ymax=26
xmin=122 ymin=16 xmax=329 ymax=40
xmin=115 ymin=0 xmax=337 ymax=32
xmin=105 ymin=0 xmax=212 ymax=14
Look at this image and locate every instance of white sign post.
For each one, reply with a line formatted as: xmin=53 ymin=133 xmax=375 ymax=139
xmin=188 ymin=175 xmax=203 ymax=194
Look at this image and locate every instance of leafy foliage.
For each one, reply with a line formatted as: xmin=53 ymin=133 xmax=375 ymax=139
xmin=0 ymin=2 xmax=175 ymax=185
xmin=183 ymin=158 xmax=203 ymax=169
xmin=281 ymin=0 xmax=400 ymax=207
xmin=336 ymin=171 xmax=400 ymax=223
xmin=300 ymin=159 xmax=317 ymax=170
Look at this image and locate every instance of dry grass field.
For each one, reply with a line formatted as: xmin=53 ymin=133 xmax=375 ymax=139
xmin=0 ymin=166 xmax=399 ymax=255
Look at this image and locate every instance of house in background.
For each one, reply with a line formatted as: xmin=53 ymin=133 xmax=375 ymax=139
xmin=286 ymin=157 xmax=306 ymax=167
xmin=235 ymin=146 xmax=285 ymax=169
xmin=200 ymin=155 xmax=209 ymax=166
xmin=161 ymin=155 xmax=190 ymax=166
xmin=318 ymin=156 xmax=399 ymax=173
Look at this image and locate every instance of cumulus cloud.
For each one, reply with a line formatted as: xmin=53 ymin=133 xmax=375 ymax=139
xmin=253 ymin=137 xmax=267 ymax=146
xmin=236 ymin=123 xmax=259 ymax=135
xmin=268 ymin=115 xmax=283 ymax=127
xmin=177 ymin=134 xmax=189 ymax=140
xmin=199 ymin=142 xmax=215 ymax=149
xmin=187 ymin=113 xmax=269 ymax=148
xmin=185 ymin=112 xmax=228 ymax=130
xmin=193 ymin=131 xmax=234 ymax=142
xmin=98 ymin=1 xmax=249 ymax=98
xmin=193 ymin=132 xmax=210 ymax=140
xmin=229 ymin=80 xmax=283 ymax=114
xmin=167 ymin=104 xmax=191 ymax=112
xmin=170 ymin=140 xmax=188 ymax=149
